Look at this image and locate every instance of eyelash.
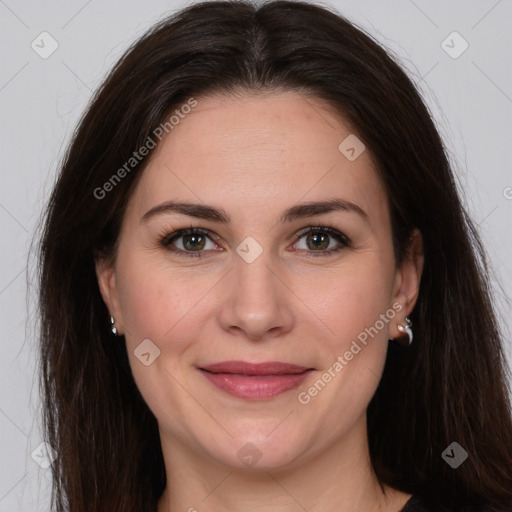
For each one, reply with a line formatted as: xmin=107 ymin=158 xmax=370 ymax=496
xmin=159 ymin=225 xmax=351 ymax=259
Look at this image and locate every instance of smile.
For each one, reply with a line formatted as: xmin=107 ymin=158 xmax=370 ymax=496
xmin=198 ymin=361 xmax=315 ymax=400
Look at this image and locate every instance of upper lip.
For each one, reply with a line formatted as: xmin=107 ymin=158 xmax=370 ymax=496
xmin=199 ymin=361 xmax=313 ymax=375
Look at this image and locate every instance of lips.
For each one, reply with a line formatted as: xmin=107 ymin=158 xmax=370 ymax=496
xmin=198 ymin=360 xmax=314 ymax=399
xmin=200 ymin=360 xmax=311 ymax=375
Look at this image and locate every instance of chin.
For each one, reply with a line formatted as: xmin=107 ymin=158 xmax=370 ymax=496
xmin=204 ymin=428 xmax=309 ymax=471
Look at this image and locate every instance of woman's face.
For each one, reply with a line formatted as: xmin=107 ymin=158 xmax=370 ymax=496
xmin=97 ymin=91 xmax=423 ymax=471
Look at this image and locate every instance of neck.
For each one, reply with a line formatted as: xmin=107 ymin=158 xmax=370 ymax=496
xmin=156 ymin=414 xmax=411 ymax=512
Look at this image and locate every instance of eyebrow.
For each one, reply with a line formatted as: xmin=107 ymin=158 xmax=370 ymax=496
xmin=141 ymin=198 xmax=370 ymax=225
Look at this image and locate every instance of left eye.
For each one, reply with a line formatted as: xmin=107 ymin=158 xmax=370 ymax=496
xmin=292 ymin=226 xmax=350 ymax=258
xmin=160 ymin=226 xmax=350 ymax=258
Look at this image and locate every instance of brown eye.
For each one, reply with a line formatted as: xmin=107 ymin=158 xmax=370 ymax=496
xmin=293 ymin=226 xmax=350 ymax=258
xmin=304 ymin=232 xmax=330 ymax=250
xmin=161 ymin=228 xmax=220 ymax=258
xmin=178 ymin=233 xmax=206 ymax=251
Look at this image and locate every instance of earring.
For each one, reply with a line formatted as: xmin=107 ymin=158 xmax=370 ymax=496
xmin=110 ymin=316 xmax=118 ymax=336
xmin=393 ymin=317 xmax=413 ymax=347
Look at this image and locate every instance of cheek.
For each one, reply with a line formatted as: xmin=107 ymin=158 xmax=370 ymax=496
xmin=116 ymin=251 xmax=220 ymax=355
xmin=307 ymin=258 xmax=394 ymax=352
xmin=299 ymin=260 xmax=394 ymax=427
xmin=116 ymin=266 xmax=172 ymax=345
xmin=115 ymin=253 xmax=208 ymax=430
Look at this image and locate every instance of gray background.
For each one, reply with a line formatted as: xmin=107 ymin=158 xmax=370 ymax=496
xmin=0 ymin=1 xmax=511 ymax=510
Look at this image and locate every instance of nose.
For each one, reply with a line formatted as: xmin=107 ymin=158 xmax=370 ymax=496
xmin=218 ymin=253 xmax=295 ymax=342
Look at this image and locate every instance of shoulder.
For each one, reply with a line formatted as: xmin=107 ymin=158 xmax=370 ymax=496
xmin=400 ymin=494 xmax=506 ymax=512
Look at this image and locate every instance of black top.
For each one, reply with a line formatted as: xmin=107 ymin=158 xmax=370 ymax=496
xmin=400 ymin=495 xmax=438 ymax=511
xmin=400 ymin=494 xmax=502 ymax=512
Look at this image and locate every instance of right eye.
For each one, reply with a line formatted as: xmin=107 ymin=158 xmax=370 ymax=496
xmin=161 ymin=228 xmax=222 ymax=258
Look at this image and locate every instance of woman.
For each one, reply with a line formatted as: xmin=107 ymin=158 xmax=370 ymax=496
xmin=37 ymin=1 xmax=512 ymax=511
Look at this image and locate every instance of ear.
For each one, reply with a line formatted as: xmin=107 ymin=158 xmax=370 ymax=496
xmin=95 ymin=257 xmax=124 ymax=335
xmin=390 ymin=228 xmax=424 ymax=339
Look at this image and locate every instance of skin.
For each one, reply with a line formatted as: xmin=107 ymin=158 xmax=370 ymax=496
xmin=96 ymin=91 xmax=424 ymax=512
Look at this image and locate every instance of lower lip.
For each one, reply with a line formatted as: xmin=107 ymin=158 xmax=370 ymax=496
xmin=200 ymin=369 xmax=313 ymax=399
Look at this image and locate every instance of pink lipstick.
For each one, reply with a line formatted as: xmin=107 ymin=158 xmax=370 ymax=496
xmin=199 ymin=361 xmax=314 ymax=400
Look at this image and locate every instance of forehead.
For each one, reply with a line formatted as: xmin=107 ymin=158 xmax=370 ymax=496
xmin=127 ymin=91 xmax=388 ymax=228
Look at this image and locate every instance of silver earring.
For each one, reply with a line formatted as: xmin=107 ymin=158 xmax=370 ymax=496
xmin=110 ymin=316 xmax=118 ymax=336
xmin=395 ymin=316 xmax=413 ymax=347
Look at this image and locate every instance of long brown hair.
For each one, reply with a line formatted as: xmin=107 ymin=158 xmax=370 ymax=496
xmin=36 ymin=1 xmax=512 ymax=511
